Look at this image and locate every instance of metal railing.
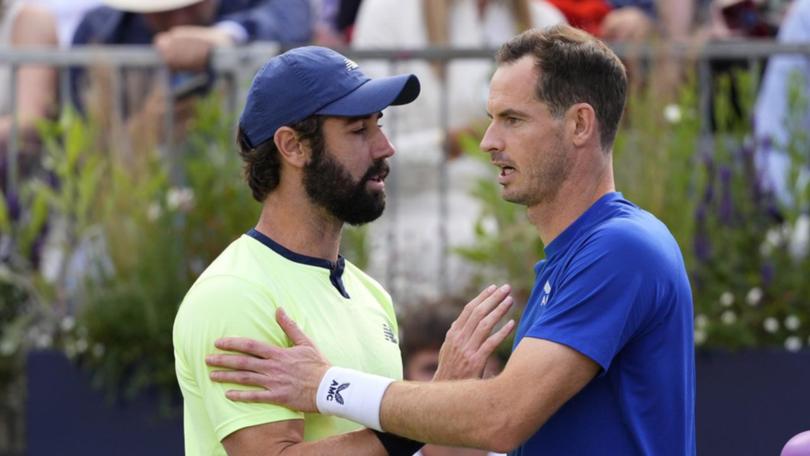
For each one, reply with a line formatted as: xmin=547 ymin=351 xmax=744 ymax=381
xmin=1 ymin=40 xmax=809 ymax=299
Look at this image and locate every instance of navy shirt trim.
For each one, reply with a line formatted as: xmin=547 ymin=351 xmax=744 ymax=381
xmin=246 ymin=228 xmax=350 ymax=299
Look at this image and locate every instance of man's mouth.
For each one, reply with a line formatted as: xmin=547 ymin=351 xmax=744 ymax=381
xmin=364 ymin=162 xmax=390 ymax=188
xmin=494 ymin=162 xmax=516 ymax=177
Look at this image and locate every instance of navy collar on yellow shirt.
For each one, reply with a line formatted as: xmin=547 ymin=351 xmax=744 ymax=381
xmin=246 ymin=228 xmax=350 ymax=299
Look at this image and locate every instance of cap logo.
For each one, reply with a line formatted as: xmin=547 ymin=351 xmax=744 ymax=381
xmin=344 ymin=58 xmax=359 ymax=71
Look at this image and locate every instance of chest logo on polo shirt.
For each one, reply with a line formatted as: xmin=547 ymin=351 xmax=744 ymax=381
xmin=540 ymin=281 xmax=552 ymax=306
xmin=382 ymin=323 xmax=398 ymax=344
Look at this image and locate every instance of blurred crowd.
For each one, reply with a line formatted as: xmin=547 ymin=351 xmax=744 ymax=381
xmin=0 ymin=0 xmax=808 ymax=300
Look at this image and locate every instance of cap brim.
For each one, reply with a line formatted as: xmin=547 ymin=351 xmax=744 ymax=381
xmin=316 ymin=74 xmax=420 ymax=117
xmin=101 ymin=0 xmax=202 ymax=13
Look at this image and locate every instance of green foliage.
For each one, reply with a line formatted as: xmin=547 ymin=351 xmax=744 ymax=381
xmin=72 ymin=94 xmax=258 ymax=403
xmin=0 ymin=92 xmax=259 ymax=405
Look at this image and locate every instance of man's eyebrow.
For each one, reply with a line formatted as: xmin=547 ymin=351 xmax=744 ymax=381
xmin=494 ymin=108 xmax=529 ymax=118
xmin=343 ymin=112 xmax=384 ymax=123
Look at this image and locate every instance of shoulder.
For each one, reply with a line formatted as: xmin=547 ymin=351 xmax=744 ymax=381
xmin=558 ymin=201 xmax=684 ymax=290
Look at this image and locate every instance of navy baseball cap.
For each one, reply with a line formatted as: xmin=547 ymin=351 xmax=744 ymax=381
xmin=239 ymin=46 xmax=421 ymax=148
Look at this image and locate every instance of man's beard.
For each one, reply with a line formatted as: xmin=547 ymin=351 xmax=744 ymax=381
xmin=303 ymin=145 xmax=389 ymax=226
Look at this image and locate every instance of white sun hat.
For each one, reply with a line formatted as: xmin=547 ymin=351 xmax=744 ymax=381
xmin=101 ymin=0 xmax=203 ymax=13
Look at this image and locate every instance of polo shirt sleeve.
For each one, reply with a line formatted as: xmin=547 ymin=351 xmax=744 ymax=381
xmin=521 ymin=227 xmax=657 ymax=372
xmin=173 ymin=274 xmax=302 ymax=441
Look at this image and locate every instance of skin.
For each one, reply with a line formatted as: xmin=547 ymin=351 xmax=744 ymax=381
xmin=600 ymin=7 xmax=654 ymax=42
xmin=206 ymin=55 xmax=618 ymax=452
xmin=0 ymin=4 xmax=58 ymax=146
xmin=206 ymin=113 xmax=515 ymax=455
xmin=145 ymin=0 xmax=233 ymax=72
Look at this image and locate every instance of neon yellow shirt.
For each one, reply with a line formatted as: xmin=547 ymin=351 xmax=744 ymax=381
xmin=173 ymin=229 xmax=403 ymax=455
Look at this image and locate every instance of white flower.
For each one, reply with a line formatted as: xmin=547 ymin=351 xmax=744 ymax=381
xmin=35 ymin=333 xmax=53 ymax=349
xmin=745 ymin=287 xmax=763 ymax=306
xmin=166 ymin=187 xmax=195 ymax=212
xmin=0 ymin=340 xmax=16 ymax=355
xmin=147 ymin=203 xmax=162 ymax=221
xmin=64 ymin=342 xmax=76 ymax=358
xmin=75 ymin=339 xmax=88 ymax=354
xmin=785 ymin=315 xmax=801 ymax=331
xmin=719 ymin=292 xmax=735 ymax=307
xmin=721 ymin=310 xmax=737 ymax=325
xmin=789 ymin=214 xmax=810 ymax=260
xmin=92 ymin=343 xmax=105 ymax=358
xmin=785 ymin=336 xmax=802 ymax=352
xmin=764 ymin=227 xmax=784 ymax=249
xmin=764 ymin=317 xmax=780 ymax=333
xmin=60 ymin=316 xmax=75 ymax=333
xmin=694 ymin=329 xmax=707 ymax=346
xmin=695 ymin=314 xmax=709 ymax=329
xmin=663 ymin=104 xmax=682 ymax=124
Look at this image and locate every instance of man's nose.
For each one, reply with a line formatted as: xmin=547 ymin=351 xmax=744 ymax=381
xmin=372 ymin=130 xmax=396 ymax=159
xmin=479 ymin=123 xmax=503 ymax=156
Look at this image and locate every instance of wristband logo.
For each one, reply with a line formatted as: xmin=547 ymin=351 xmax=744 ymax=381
xmin=326 ymin=380 xmax=351 ymax=405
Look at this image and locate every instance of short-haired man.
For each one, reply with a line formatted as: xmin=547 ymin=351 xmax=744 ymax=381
xmin=174 ymin=46 xmax=514 ymax=455
xmin=206 ymin=25 xmax=696 ymax=455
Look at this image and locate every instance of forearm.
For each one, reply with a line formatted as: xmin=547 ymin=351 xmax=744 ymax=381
xmin=657 ymin=0 xmax=693 ymax=40
xmin=278 ymin=429 xmax=386 ymax=456
xmin=225 ymin=426 xmax=394 ymax=456
xmin=378 ymin=378 xmax=521 ymax=453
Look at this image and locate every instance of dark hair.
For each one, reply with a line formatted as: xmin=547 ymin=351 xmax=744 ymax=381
xmin=237 ymin=116 xmax=325 ymax=202
xmin=495 ymin=24 xmax=627 ymax=150
xmin=399 ymin=301 xmax=463 ymax=362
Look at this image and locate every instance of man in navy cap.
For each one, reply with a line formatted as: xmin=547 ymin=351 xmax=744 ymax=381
xmin=173 ymin=46 xmax=514 ymax=456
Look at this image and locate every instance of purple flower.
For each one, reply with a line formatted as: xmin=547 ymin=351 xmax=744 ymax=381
xmin=761 ymin=262 xmax=775 ymax=287
xmin=719 ymin=166 xmax=734 ymax=225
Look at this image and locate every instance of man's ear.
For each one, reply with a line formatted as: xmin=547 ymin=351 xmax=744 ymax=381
xmin=274 ymin=126 xmax=309 ymax=168
xmin=566 ymin=103 xmax=598 ymax=148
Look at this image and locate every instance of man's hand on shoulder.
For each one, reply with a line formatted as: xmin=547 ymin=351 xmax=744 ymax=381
xmin=206 ymin=308 xmax=328 ymax=413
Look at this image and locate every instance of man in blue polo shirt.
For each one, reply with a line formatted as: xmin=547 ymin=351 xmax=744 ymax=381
xmin=205 ymin=24 xmax=696 ymax=455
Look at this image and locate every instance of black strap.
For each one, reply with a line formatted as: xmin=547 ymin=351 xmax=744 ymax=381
xmin=372 ymin=430 xmax=425 ymax=456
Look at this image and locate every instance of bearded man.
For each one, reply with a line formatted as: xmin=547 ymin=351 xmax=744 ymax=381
xmin=173 ymin=46 xmax=514 ymax=456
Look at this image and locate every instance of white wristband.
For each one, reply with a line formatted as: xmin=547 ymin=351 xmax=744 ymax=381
xmin=315 ymin=366 xmax=394 ymax=432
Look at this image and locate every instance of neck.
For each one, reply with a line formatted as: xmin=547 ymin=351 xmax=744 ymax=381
xmin=254 ymin=186 xmax=343 ymax=262
xmin=527 ymin=158 xmax=615 ymax=246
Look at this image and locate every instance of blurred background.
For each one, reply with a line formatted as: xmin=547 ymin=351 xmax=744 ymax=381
xmin=0 ymin=0 xmax=808 ymax=454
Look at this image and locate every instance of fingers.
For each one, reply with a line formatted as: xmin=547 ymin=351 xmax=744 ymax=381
xmin=477 ymin=319 xmax=516 ymax=359
xmin=458 ymin=284 xmax=511 ymax=340
xmin=214 ymin=337 xmax=278 ymax=358
xmin=276 ymin=307 xmax=314 ymax=347
xmin=206 ymin=354 xmax=269 ymax=372
xmin=469 ymin=294 xmax=514 ymax=346
xmin=209 ymin=370 xmax=267 ymax=387
xmin=454 ymin=284 xmax=497 ymax=328
xmin=225 ymin=389 xmax=279 ymax=403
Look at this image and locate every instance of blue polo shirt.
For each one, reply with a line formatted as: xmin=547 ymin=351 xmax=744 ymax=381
xmin=511 ymin=193 xmax=695 ymax=456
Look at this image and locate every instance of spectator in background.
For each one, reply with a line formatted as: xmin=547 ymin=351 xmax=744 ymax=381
xmin=400 ymin=301 xmax=507 ymax=456
xmin=312 ymin=0 xmax=363 ymax=45
xmin=0 ymin=0 xmax=100 ymax=184
xmin=349 ymin=0 xmax=565 ymax=304
xmin=544 ymin=0 xmax=655 ymax=42
xmin=754 ymin=0 xmax=810 ymax=203
xmin=69 ymin=0 xmax=312 ymax=145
